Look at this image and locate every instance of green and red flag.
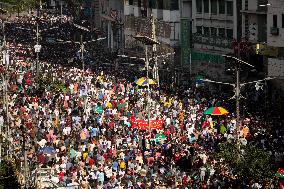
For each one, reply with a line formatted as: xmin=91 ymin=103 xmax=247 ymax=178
xmin=275 ymin=168 xmax=284 ymax=178
xmin=117 ymin=99 xmax=127 ymax=111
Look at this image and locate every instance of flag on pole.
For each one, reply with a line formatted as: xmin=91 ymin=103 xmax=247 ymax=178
xmin=95 ymin=106 xmax=103 ymax=114
xmin=275 ymin=168 xmax=284 ymax=178
xmin=117 ymin=102 xmax=127 ymax=111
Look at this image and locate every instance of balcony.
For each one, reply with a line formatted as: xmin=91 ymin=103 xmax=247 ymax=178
xmin=192 ymin=33 xmax=233 ymax=49
xmin=270 ymin=27 xmax=279 ymax=36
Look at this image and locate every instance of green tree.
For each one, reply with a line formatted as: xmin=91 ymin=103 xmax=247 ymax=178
xmin=2 ymin=0 xmax=36 ymax=13
xmin=216 ymin=141 xmax=272 ymax=181
xmin=0 ymin=157 xmax=21 ymax=189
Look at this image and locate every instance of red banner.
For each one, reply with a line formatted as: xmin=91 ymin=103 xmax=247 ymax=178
xmin=131 ymin=119 xmax=164 ymax=130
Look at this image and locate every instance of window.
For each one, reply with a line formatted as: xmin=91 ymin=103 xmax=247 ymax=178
xmin=204 ymin=0 xmax=209 ymax=13
xmin=196 ymin=0 xmax=202 ymax=13
xmin=211 ymin=27 xmax=217 ymax=36
xmin=149 ymin=0 xmax=156 ymax=8
xmin=204 ymin=27 xmax=210 ymax=36
xmin=196 ymin=26 xmax=203 ymax=34
xmin=129 ymin=0 xmax=134 ymax=5
xmin=218 ymin=28 xmax=225 ymax=37
xmin=219 ymin=0 xmax=225 ymax=14
xmin=139 ymin=0 xmax=143 ymax=7
xmin=163 ymin=0 xmax=171 ymax=9
xmin=171 ymin=0 xmax=179 ymax=10
xmin=211 ymin=0 xmax=217 ymax=14
xmin=226 ymin=1 xmax=233 ymax=16
xmin=226 ymin=29 xmax=233 ymax=38
xmin=157 ymin=0 xmax=163 ymax=9
xmin=273 ymin=15 xmax=277 ymax=27
xmin=282 ymin=14 xmax=284 ymax=28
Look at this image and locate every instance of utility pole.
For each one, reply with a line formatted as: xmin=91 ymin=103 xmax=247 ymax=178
xmin=145 ymin=45 xmax=151 ymax=130
xmin=36 ymin=22 xmax=40 ymax=77
xmin=202 ymin=55 xmax=275 ymax=158
xmin=151 ymin=15 xmax=159 ymax=87
xmin=1 ymin=20 xmax=10 ymax=158
xmin=80 ymin=35 xmax=85 ymax=72
xmin=60 ymin=0 xmax=63 ymax=23
xmin=134 ymin=35 xmax=159 ymax=131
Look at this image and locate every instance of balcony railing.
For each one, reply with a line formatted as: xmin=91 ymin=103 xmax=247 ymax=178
xmin=192 ymin=33 xmax=233 ymax=49
xmin=270 ymin=27 xmax=279 ymax=35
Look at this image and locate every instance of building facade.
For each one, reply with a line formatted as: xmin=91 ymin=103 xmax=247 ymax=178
xmin=185 ymin=0 xmax=241 ymax=82
xmin=241 ymin=0 xmax=267 ymax=43
xmin=123 ymin=0 xmax=178 ymax=56
xmin=266 ymin=0 xmax=284 ymax=94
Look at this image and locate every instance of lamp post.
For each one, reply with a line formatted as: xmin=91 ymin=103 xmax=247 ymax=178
xmin=134 ymin=35 xmax=159 ymax=131
xmin=34 ymin=23 xmax=42 ymax=77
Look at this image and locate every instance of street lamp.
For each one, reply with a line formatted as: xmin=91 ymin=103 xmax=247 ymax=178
xmin=134 ymin=34 xmax=159 ymax=131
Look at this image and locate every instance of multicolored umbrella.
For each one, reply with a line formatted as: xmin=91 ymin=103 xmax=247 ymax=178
xmin=135 ymin=77 xmax=156 ymax=86
xmin=275 ymin=168 xmax=284 ymax=178
xmin=203 ymin=107 xmax=229 ymax=115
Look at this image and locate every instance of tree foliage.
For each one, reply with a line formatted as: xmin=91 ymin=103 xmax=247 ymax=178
xmin=0 ymin=157 xmax=21 ymax=189
xmin=2 ymin=0 xmax=50 ymax=13
xmin=38 ymin=76 xmax=69 ymax=94
xmin=216 ymin=141 xmax=273 ymax=181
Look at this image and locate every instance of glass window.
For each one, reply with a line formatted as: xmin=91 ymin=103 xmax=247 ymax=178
xmin=157 ymin=0 xmax=163 ymax=9
xmin=204 ymin=0 xmax=209 ymax=13
xmin=196 ymin=0 xmax=202 ymax=13
xmin=211 ymin=0 xmax=217 ymax=14
xmin=171 ymin=0 xmax=179 ymax=10
xmin=226 ymin=1 xmax=233 ymax=16
xmin=204 ymin=27 xmax=210 ymax=36
xmin=149 ymin=0 xmax=157 ymax=9
xmin=163 ymin=0 xmax=170 ymax=9
xmin=218 ymin=28 xmax=225 ymax=37
xmin=282 ymin=14 xmax=284 ymax=28
xmin=219 ymin=0 xmax=225 ymax=14
xmin=226 ymin=29 xmax=233 ymax=38
xmin=196 ymin=26 xmax=203 ymax=34
xmin=273 ymin=15 xmax=277 ymax=27
xmin=211 ymin=27 xmax=217 ymax=36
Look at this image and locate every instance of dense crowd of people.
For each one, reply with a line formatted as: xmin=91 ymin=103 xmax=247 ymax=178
xmin=1 ymin=15 xmax=284 ymax=189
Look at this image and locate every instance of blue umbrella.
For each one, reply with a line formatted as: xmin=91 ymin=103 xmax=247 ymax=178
xmin=38 ymin=146 xmax=57 ymax=155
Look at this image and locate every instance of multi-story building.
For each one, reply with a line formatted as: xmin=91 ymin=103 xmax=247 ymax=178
xmin=185 ymin=0 xmax=242 ymax=81
xmin=123 ymin=0 xmax=178 ymax=57
xmin=241 ymin=0 xmax=267 ymax=43
xmin=266 ymin=0 xmax=284 ymax=94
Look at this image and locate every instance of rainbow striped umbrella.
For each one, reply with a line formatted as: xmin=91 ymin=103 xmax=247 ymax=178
xmin=203 ymin=107 xmax=229 ymax=115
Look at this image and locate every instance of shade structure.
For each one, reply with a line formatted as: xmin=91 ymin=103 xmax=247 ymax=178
xmin=135 ymin=77 xmax=156 ymax=86
xmin=203 ymin=107 xmax=229 ymax=115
